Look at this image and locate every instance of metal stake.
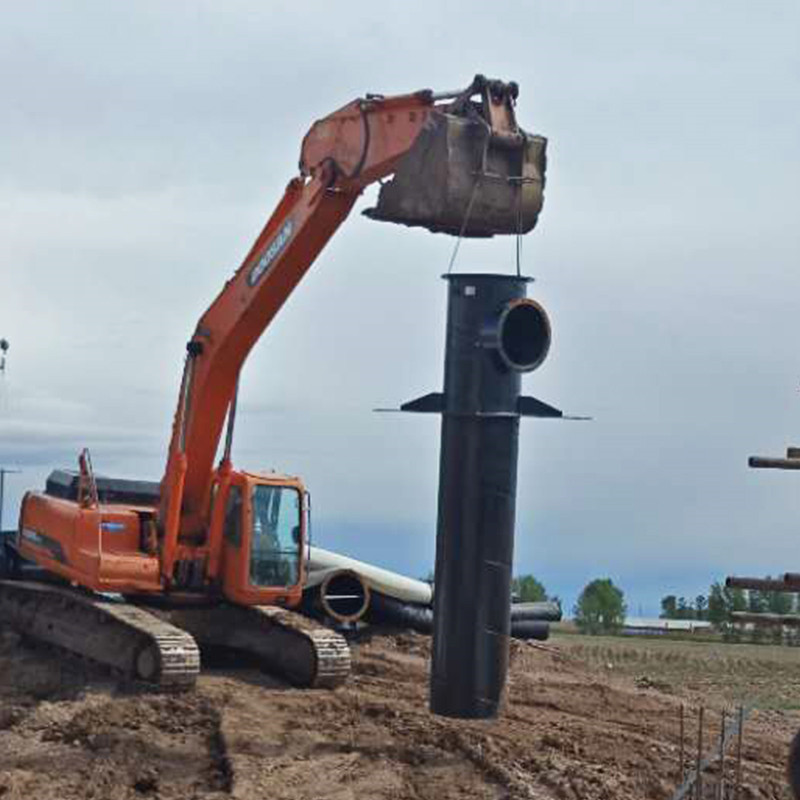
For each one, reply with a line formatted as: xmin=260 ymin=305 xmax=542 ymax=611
xmin=680 ymin=704 xmax=685 ymax=783
xmin=734 ymin=706 xmax=743 ymax=799
xmin=718 ymin=709 xmax=726 ymax=799
xmin=696 ymin=706 xmax=704 ymax=800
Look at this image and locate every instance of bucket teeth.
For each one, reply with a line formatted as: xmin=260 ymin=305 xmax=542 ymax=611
xmin=364 ymin=111 xmax=546 ymax=238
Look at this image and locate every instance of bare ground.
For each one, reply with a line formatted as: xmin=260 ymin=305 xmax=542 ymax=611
xmin=0 ymin=627 xmax=796 ymax=800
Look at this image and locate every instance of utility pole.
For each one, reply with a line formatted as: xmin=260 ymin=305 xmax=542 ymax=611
xmin=0 ymin=468 xmax=21 ymax=532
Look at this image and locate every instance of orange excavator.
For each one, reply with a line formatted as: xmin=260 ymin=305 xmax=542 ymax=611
xmin=0 ymin=75 xmax=547 ymax=689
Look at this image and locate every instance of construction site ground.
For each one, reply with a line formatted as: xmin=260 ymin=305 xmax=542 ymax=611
xmin=0 ymin=625 xmax=796 ymax=800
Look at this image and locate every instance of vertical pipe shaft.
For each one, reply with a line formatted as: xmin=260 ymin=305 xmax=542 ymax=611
xmin=431 ymin=414 xmax=518 ymax=717
xmin=429 ymin=274 xmax=549 ymax=719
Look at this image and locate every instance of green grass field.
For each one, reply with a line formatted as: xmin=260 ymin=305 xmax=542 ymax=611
xmin=552 ymin=631 xmax=800 ymax=710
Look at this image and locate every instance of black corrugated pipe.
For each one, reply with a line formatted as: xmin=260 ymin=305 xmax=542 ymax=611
xmin=400 ymin=274 xmax=564 ymax=718
xmin=367 ymin=593 xmax=553 ymax=640
xmin=511 ymin=602 xmax=562 ymax=622
xmin=368 ymin=592 xmax=433 ymax=632
xmin=510 ymin=621 xmax=550 ymax=641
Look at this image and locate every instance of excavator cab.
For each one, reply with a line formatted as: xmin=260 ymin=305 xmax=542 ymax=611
xmin=217 ymin=472 xmax=306 ymax=607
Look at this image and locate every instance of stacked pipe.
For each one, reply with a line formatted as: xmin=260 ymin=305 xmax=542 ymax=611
xmin=743 ymin=440 xmax=800 ymax=795
xmin=726 ymin=445 xmax=800 ymax=625
xmin=302 ymin=545 xmax=561 ymax=639
xmin=725 ymin=575 xmax=800 ymax=593
xmin=725 ymin=574 xmax=800 ymax=630
xmin=368 ymin=593 xmax=560 ymax=640
xmin=748 ymin=445 xmax=800 ymax=471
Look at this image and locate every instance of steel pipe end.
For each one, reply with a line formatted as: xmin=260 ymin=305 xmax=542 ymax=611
xmin=497 ymin=298 xmax=551 ymax=372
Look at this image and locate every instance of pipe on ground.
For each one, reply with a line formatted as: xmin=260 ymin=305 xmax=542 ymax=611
xmin=368 ymin=593 xmax=552 ymax=641
xmin=306 ymin=546 xmax=432 ymax=605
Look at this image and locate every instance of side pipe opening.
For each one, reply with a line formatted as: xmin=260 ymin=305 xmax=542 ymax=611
xmin=497 ymin=299 xmax=551 ymax=372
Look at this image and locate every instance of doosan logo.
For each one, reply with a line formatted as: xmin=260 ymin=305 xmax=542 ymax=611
xmin=247 ymin=219 xmax=294 ymax=286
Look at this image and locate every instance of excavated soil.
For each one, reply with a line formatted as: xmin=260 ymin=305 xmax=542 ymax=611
xmin=0 ymin=627 xmax=795 ymax=799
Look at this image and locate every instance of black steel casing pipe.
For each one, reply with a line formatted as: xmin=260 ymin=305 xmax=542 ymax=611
xmin=401 ymin=273 xmax=561 ymax=719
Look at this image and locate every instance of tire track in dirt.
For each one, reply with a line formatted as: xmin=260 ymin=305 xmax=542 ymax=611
xmin=0 ymin=626 xmax=797 ymax=799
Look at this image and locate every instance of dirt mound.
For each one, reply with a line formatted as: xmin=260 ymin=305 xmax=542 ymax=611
xmin=0 ymin=627 xmax=795 ymax=799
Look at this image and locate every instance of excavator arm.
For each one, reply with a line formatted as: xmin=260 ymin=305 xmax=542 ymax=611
xmin=158 ymin=75 xmax=547 ymax=581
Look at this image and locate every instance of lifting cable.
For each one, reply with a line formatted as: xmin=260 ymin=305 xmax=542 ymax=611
xmin=446 ymin=132 xmax=527 ymax=278
xmin=446 ymin=132 xmax=490 ymax=275
xmin=515 ymin=175 xmax=523 ymax=278
xmin=446 ymin=175 xmax=483 ymax=275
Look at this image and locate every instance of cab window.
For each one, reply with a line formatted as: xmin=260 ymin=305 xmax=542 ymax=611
xmin=249 ymin=485 xmax=301 ymax=588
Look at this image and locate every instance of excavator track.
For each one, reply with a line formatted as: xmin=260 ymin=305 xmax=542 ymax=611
xmin=168 ymin=603 xmax=350 ymax=689
xmin=0 ymin=580 xmax=200 ymax=689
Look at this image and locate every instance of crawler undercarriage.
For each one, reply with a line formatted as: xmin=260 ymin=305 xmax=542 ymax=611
xmin=0 ymin=577 xmax=349 ymax=690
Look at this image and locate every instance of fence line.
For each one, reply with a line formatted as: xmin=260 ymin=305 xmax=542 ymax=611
xmin=670 ymin=705 xmax=750 ymax=800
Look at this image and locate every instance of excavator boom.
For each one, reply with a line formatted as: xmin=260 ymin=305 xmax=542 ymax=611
xmin=160 ymin=75 xmax=547 ymax=560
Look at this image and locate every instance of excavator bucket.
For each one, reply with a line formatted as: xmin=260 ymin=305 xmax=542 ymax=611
xmin=364 ymin=110 xmax=547 ymax=238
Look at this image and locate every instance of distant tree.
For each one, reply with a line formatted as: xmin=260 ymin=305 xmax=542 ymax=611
xmin=695 ymin=595 xmax=708 ymax=620
xmin=676 ymin=597 xmax=695 ymax=620
xmin=730 ymin=588 xmax=747 ymax=613
xmin=573 ymin=578 xmax=627 ymax=635
xmin=707 ymin=582 xmax=729 ymax=627
xmin=750 ymin=581 xmax=793 ymax=645
xmin=708 ymin=582 xmax=759 ymax=640
xmin=727 ymin=587 xmax=747 ymax=641
xmin=660 ymin=595 xmax=677 ymax=619
xmin=512 ymin=574 xmax=547 ymax=603
xmin=748 ymin=589 xmax=768 ymax=645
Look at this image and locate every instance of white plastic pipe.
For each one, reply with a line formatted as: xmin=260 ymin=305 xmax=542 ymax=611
xmin=305 ymin=545 xmax=433 ymax=606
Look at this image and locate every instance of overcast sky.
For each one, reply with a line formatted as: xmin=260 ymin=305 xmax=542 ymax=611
xmin=1 ymin=1 xmax=798 ymax=615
